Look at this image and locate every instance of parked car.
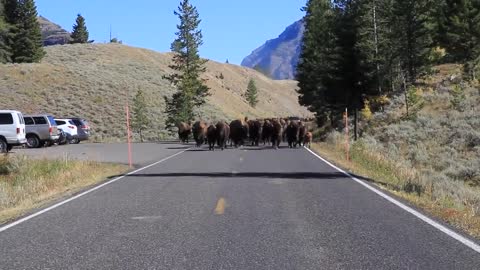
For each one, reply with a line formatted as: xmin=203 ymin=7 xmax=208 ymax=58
xmin=24 ymin=114 xmax=60 ymax=148
xmin=0 ymin=110 xmax=26 ymax=153
xmin=54 ymin=119 xmax=80 ymax=144
xmin=56 ymin=129 xmax=68 ymax=145
xmin=69 ymin=118 xmax=90 ymax=142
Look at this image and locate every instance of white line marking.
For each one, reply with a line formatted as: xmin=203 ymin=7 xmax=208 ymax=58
xmin=131 ymin=216 xmax=162 ymax=221
xmin=0 ymin=148 xmax=191 ymax=233
xmin=304 ymin=147 xmax=480 ymax=254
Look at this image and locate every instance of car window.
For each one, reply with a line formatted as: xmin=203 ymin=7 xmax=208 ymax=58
xmin=0 ymin=113 xmax=14 ymax=125
xmin=24 ymin=117 xmax=34 ymax=125
xmin=56 ymin=120 xmax=66 ymax=125
xmin=47 ymin=116 xmax=57 ymax=126
xmin=72 ymin=119 xmax=82 ymax=126
xmin=68 ymin=120 xmax=75 ymax=125
xmin=33 ymin=117 xmax=47 ymax=125
xmin=18 ymin=113 xmax=25 ymax=124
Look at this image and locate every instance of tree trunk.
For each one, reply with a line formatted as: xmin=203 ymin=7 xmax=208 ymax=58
xmin=140 ymin=130 xmax=144 ymax=143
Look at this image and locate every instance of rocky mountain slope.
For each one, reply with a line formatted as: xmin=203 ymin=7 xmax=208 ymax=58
xmin=241 ymin=20 xmax=304 ymax=80
xmin=38 ymin=16 xmax=71 ymax=46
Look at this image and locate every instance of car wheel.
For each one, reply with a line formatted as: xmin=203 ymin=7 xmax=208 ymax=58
xmin=0 ymin=139 xmax=7 ymax=153
xmin=26 ymin=135 xmax=40 ymax=148
xmin=69 ymin=138 xmax=80 ymax=144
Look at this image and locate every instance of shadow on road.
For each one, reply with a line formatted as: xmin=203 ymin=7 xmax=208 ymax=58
xmin=128 ymin=172 xmax=349 ymax=179
xmin=166 ymin=146 xmax=193 ymax=150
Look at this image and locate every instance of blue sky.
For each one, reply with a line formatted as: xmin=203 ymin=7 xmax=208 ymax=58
xmin=36 ymin=0 xmax=305 ymax=65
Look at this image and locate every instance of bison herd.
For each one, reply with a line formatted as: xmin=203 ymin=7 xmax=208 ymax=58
xmin=177 ymin=118 xmax=313 ymax=151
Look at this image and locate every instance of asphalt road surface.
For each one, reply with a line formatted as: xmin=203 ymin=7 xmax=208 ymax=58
xmin=12 ymin=142 xmax=189 ymax=167
xmin=1 ymin=145 xmax=480 ymax=269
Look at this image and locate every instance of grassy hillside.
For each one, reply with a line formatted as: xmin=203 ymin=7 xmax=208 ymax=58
xmin=0 ymin=43 xmax=310 ymax=141
xmin=312 ymin=64 xmax=480 ymax=237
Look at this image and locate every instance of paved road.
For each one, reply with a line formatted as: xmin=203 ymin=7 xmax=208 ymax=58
xmin=13 ymin=142 xmax=190 ymax=167
xmin=1 ymin=145 xmax=480 ymax=269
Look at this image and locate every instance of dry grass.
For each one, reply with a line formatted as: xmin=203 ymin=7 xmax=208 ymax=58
xmin=0 ymin=43 xmax=311 ymax=141
xmin=0 ymin=155 xmax=127 ymax=224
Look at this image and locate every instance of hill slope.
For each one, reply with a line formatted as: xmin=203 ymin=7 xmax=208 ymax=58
xmin=0 ymin=44 xmax=310 ymax=141
xmin=241 ymin=20 xmax=304 ymax=80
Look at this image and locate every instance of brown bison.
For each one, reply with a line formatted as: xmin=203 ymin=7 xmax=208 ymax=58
xmin=285 ymin=120 xmax=300 ymax=148
xmin=229 ymin=119 xmax=249 ymax=148
xmin=280 ymin=118 xmax=288 ymax=142
xmin=271 ymin=119 xmax=283 ymax=149
xmin=192 ymin=121 xmax=208 ymax=147
xmin=248 ymin=119 xmax=263 ymax=146
xmin=298 ymin=122 xmax=308 ymax=146
xmin=177 ymin=122 xmax=192 ymax=143
xmin=207 ymin=125 xmax=217 ymax=151
xmin=215 ymin=121 xmax=230 ymax=150
xmin=262 ymin=120 xmax=273 ymax=145
xmin=304 ymin=132 xmax=313 ymax=148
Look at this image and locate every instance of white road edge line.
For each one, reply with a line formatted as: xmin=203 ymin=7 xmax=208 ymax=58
xmin=304 ymin=147 xmax=480 ymax=254
xmin=0 ymin=148 xmax=191 ymax=233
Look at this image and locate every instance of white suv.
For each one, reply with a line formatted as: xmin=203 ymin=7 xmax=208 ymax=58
xmin=0 ymin=110 xmax=27 ymax=153
xmin=54 ymin=119 xmax=80 ymax=144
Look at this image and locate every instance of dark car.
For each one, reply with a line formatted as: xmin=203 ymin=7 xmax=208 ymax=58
xmin=69 ymin=118 xmax=91 ymax=142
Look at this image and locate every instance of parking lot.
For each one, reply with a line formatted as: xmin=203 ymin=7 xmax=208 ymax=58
xmin=11 ymin=142 xmax=191 ymax=167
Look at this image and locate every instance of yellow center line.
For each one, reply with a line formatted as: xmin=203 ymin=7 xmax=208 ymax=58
xmin=214 ymin=197 xmax=226 ymax=215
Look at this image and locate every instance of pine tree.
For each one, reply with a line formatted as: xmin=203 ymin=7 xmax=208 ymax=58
xmin=0 ymin=0 xmax=12 ymax=63
xmin=132 ymin=89 xmax=149 ymax=142
xmin=164 ymin=0 xmax=209 ymax=130
xmin=246 ymin=79 xmax=258 ymax=107
xmin=71 ymin=14 xmax=89 ymax=44
xmin=438 ymin=0 xmax=480 ymax=62
xmin=296 ymin=0 xmax=338 ymax=125
xmin=355 ymin=0 xmax=396 ymax=96
xmin=391 ymin=0 xmax=435 ymax=85
xmin=7 ymin=0 xmax=45 ymax=63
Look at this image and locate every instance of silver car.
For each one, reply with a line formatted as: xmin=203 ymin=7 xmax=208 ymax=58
xmin=24 ymin=114 xmax=60 ymax=148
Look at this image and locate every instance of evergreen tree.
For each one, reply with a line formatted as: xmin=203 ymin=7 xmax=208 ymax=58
xmin=245 ymin=79 xmax=258 ymax=107
xmin=0 ymin=0 xmax=12 ymax=63
xmin=132 ymin=89 xmax=149 ymax=142
xmin=391 ymin=0 xmax=435 ymax=84
xmin=438 ymin=0 xmax=480 ymax=62
xmin=7 ymin=0 xmax=45 ymax=63
xmin=355 ymin=0 xmax=396 ymax=95
xmin=296 ymin=0 xmax=338 ymax=125
xmin=164 ymin=0 xmax=209 ymax=130
xmin=71 ymin=14 xmax=89 ymax=44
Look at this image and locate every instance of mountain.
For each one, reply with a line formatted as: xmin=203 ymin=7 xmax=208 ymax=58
xmin=0 ymin=43 xmax=311 ymax=141
xmin=38 ymin=16 xmax=71 ymax=46
xmin=241 ymin=20 xmax=304 ymax=80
